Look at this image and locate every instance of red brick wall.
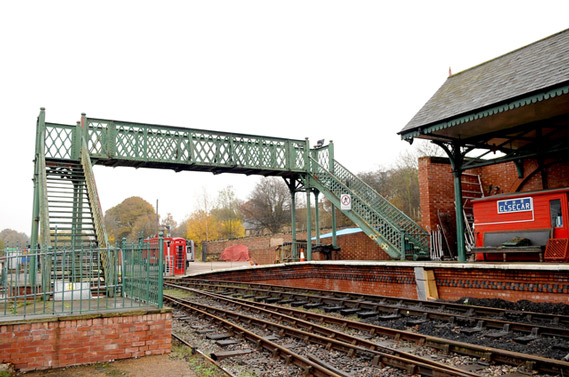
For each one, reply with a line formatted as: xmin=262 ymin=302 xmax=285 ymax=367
xmin=205 ymin=229 xmax=390 ymax=264
xmin=433 ymin=268 xmax=569 ymax=303
xmin=0 ymin=311 xmax=172 ymax=372
xmin=195 ymin=263 xmax=417 ymax=298
xmin=418 ymin=157 xmax=455 ymax=232
xmin=334 ymin=232 xmax=390 ymax=260
xmin=190 ymin=262 xmax=569 ymax=304
xmin=419 ymin=156 xmax=569 ymax=255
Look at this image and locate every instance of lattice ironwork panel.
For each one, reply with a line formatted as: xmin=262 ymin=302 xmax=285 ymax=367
xmin=147 ymin=130 xmax=182 ymax=161
xmin=316 ymin=147 xmax=330 ymax=168
xmin=45 ymin=124 xmax=74 ymax=159
xmin=294 ymin=142 xmax=306 ymax=170
xmin=87 ymin=121 xmax=108 ymax=155
xmin=191 ymin=132 xmax=231 ymax=165
xmin=115 ymin=124 xmax=146 ymax=159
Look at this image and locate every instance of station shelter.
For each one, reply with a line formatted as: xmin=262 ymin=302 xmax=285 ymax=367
xmin=399 ymin=28 xmax=569 ymax=261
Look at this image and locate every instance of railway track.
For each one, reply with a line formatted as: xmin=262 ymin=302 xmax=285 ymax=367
xmin=164 ymin=282 xmax=569 ymax=376
xmin=166 ymin=290 xmax=482 ymax=377
xmin=167 ymin=278 xmax=569 ymax=353
xmin=169 ymin=279 xmax=569 ymax=330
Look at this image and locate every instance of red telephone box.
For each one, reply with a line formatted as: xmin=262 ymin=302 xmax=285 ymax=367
xmin=472 ymin=187 xmax=569 ymax=261
xmin=165 ymin=238 xmax=187 ymax=276
xmin=144 ymin=236 xmax=188 ymax=276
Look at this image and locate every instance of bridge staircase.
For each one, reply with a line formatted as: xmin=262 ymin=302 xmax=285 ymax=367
xmin=309 ymin=158 xmax=429 ymax=260
xmin=35 ymin=114 xmax=110 ymax=284
xmin=45 ymin=161 xmax=96 ymax=248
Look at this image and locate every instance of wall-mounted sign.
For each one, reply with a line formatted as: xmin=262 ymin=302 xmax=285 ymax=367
xmin=497 ymin=197 xmax=533 ymax=214
xmin=340 ymin=194 xmax=351 ymax=210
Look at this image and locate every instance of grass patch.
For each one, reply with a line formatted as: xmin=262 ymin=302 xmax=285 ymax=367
xmin=163 ymin=289 xmax=194 ymax=299
xmin=171 ymin=340 xmax=227 ymax=377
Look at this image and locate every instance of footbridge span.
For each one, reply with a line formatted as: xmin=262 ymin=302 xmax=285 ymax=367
xmin=31 ymin=108 xmax=428 ymax=261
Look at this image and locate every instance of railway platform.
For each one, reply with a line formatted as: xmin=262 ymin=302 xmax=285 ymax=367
xmin=178 ymin=260 xmax=569 ymax=305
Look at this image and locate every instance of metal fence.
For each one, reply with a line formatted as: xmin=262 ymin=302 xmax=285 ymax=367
xmin=0 ymin=239 xmax=163 ymax=319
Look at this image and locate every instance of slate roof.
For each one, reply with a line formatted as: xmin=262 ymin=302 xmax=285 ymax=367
xmin=400 ymin=28 xmax=569 ymax=136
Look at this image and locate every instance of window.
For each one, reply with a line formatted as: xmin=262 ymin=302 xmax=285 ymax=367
xmin=550 ymin=199 xmax=563 ymax=227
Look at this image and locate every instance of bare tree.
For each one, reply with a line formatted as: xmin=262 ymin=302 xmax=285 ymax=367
xmin=241 ymin=177 xmax=291 ymax=234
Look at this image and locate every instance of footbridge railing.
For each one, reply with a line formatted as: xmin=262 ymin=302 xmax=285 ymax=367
xmin=47 ymin=116 xmax=309 ymax=176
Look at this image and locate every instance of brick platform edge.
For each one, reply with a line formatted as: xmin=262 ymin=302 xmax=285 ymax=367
xmin=185 ymin=262 xmax=569 ymax=305
xmin=0 ymin=308 xmax=172 ymax=372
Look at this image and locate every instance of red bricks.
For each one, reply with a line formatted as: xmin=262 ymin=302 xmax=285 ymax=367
xmin=0 ymin=311 xmax=172 ymax=372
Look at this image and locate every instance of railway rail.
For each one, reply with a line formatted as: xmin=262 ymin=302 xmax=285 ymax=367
xmin=164 ymin=282 xmax=569 ymax=376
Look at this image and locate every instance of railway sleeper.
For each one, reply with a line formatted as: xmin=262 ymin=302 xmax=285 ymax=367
xmin=357 ymin=310 xmax=380 ymax=319
xmin=210 ymin=348 xmax=254 ymax=361
xmin=278 ymin=299 xmax=295 ymax=304
xmin=378 ymin=309 xmax=401 ymax=320
xmin=484 ymin=324 xmax=511 ymax=339
xmin=460 ymin=320 xmax=485 ymax=335
xmin=340 ymin=308 xmax=360 ymax=316
xmin=322 ymin=305 xmax=344 ymax=313
xmin=216 ymin=339 xmax=239 ymax=347
xmin=291 ymin=300 xmax=308 ymax=307
xmin=513 ymin=327 xmax=540 ymax=344
xmin=206 ymin=332 xmax=233 ymax=340
xmin=407 ymin=313 xmax=429 ymax=326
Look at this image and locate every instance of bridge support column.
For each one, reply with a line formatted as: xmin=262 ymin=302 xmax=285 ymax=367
xmin=290 ymin=189 xmax=297 ymax=260
xmin=332 ymin=208 xmax=337 ymax=248
xmin=30 ymin=108 xmax=46 ymax=285
xmin=306 ymin=188 xmax=312 ymax=261
xmin=328 ymin=140 xmax=337 ymax=248
xmin=314 ymin=190 xmax=320 ymax=246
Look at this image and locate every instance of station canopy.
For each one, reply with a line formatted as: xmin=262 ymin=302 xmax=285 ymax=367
xmin=399 ymin=28 xmax=569 ymax=170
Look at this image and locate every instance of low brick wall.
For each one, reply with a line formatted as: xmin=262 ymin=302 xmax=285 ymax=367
xmin=205 ymin=228 xmax=390 ymax=265
xmin=0 ymin=309 xmax=172 ymax=372
xmin=433 ymin=268 xmax=569 ymax=303
xmin=190 ymin=261 xmax=569 ymax=304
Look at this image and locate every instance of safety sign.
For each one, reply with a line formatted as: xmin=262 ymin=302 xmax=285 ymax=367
xmin=340 ymin=194 xmax=351 ymax=210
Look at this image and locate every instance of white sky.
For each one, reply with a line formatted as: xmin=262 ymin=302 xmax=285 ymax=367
xmin=1 ymin=1 xmax=568 ymax=235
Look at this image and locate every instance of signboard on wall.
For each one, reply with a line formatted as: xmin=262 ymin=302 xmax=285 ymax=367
xmin=497 ymin=197 xmax=533 ymax=214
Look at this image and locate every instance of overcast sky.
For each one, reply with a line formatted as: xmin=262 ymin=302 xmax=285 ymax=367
xmin=1 ymin=1 xmax=568 ymax=235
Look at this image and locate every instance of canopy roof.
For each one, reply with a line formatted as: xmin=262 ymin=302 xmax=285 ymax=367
xmin=399 ymin=29 xmax=569 ymax=163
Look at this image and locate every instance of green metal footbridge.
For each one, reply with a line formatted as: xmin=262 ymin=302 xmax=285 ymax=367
xmin=30 ymin=108 xmax=429 ymax=262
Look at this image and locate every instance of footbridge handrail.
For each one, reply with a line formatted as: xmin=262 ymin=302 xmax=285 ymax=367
xmin=83 ymin=117 xmax=309 ymax=174
xmin=309 ymin=157 xmax=404 ymax=258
